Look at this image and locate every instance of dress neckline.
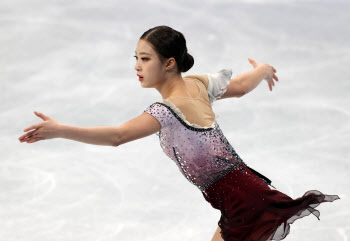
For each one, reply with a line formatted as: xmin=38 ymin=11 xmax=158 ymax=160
xmin=156 ymin=98 xmax=216 ymax=129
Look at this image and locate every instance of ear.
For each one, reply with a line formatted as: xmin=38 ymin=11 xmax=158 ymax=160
xmin=165 ymin=57 xmax=177 ymax=71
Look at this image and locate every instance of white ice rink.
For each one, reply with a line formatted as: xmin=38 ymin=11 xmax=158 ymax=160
xmin=2 ymin=0 xmax=349 ymax=240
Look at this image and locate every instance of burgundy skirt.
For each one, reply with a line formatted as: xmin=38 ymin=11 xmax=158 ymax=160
xmin=201 ymin=163 xmax=340 ymax=241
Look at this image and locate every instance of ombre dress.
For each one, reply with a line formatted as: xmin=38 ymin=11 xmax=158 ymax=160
xmin=143 ymin=69 xmax=340 ymax=241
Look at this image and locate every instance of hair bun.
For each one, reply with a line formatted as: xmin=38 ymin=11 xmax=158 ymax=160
xmin=180 ymin=52 xmax=194 ymax=72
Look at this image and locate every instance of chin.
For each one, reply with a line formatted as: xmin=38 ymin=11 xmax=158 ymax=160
xmin=140 ymin=82 xmax=149 ymax=88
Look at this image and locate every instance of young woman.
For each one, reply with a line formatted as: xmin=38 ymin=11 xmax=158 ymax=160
xmin=18 ymin=25 xmax=340 ymax=241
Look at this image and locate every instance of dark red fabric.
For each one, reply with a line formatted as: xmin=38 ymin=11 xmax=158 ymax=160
xmin=201 ymin=164 xmax=340 ymax=241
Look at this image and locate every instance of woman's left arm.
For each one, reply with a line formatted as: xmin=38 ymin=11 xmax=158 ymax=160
xmin=239 ymin=58 xmax=279 ymax=95
xmin=217 ymin=58 xmax=278 ymax=100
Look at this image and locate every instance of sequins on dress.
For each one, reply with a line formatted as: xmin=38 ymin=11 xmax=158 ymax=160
xmin=143 ymin=69 xmax=340 ymax=241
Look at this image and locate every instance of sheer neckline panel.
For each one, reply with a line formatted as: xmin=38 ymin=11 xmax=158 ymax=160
xmin=168 ymin=79 xmax=202 ymax=100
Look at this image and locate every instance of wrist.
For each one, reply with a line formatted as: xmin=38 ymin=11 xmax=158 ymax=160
xmin=256 ymin=64 xmax=268 ymax=79
xmin=57 ymin=123 xmax=68 ymax=139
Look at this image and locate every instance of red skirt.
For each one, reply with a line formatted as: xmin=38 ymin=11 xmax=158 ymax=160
xmin=201 ymin=163 xmax=340 ymax=241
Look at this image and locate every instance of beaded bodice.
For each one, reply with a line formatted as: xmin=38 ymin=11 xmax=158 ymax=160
xmin=144 ymin=100 xmax=248 ymax=192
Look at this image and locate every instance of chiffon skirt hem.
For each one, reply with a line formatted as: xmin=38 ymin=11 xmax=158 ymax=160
xmin=201 ymin=164 xmax=340 ymax=241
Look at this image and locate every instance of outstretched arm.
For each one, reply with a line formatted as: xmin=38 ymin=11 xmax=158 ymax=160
xmin=19 ymin=111 xmax=161 ymax=146
xmin=218 ymin=58 xmax=278 ymax=100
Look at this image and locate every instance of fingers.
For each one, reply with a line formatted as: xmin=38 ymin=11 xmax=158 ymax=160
xmin=34 ymin=111 xmax=48 ymax=120
xmin=264 ymin=65 xmax=278 ymax=92
xmin=19 ymin=129 xmax=38 ymax=142
xmin=24 ymin=125 xmax=37 ymax=132
xmin=23 ymin=111 xmax=48 ymax=133
xmin=20 ymin=111 xmax=51 ymax=143
xmin=19 ymin=130 xmax=34 ymax=139
xmin=26 ymin=137 xmax=41 ymax=143
xmin=20 ymin=134 xmax=41 ymax=143
xmin=248 ymin=58 xmax=258 ymax=68
xmin=26 ymin=137 xmax=42 ymax=143
xmin=267 ymin=80 xmax=272 ymax=91
xmin=266 ymin=78 xmax=277 ymax=91
xmin=24 ymin=123 xmax=43 ymax=132
xmin=270 ymin=66 xmax=278 ymax=82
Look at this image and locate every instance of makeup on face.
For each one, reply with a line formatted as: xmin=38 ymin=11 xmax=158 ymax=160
xmin=134 ymin=42 xmax=154 ymax=82
xmin=135 ymin=53 xmax=146 ymax=81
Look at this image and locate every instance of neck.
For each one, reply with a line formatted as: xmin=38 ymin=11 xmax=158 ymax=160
xmin=159 ymin=73 xmax=186 ymax=99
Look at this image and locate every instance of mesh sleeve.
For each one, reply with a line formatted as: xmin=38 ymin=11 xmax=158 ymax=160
xmin=205 ymin=69 xmax=233 ymax=104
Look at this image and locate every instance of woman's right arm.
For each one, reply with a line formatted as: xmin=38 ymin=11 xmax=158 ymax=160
xmin=19 ymin=111 xmax=161 ymax=147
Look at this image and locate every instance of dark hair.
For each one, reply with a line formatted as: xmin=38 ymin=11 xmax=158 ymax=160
xmin=140 ymin=25 xmax=194 ymax=73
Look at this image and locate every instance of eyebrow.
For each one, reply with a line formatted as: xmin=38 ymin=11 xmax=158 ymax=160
xmin=135 ymin=51 xmax=151 ymax=55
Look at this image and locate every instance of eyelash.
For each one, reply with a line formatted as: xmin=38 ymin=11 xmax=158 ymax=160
xmin=133 ymin=55 xmax=149 ymax=61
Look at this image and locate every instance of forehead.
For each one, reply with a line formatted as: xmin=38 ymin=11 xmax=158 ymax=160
xmin=135 ymin=39 xmax=154 ymax=55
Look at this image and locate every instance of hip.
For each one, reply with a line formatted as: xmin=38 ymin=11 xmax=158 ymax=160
xmin=201 ymin=163 xmax=274 ymax=204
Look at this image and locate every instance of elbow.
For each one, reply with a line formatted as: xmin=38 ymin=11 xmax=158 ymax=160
xmin=112 ymin=127 xmax=123 ymax=147
xmin=113 ymin=139 xmax=124 ymax=147
xmin=111 ymin=139 xmax=121 ymax=147
xmin=114 ymin=134 xmax=125 ymax=147
xmin=237 ymin=91 xmax=245 ymax=98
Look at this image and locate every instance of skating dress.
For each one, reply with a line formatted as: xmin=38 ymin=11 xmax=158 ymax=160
xmin=143 ymin=69 xmax=340 ymax=241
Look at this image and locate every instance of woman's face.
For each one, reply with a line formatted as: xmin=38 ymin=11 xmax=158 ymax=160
xmin=134 ymin=39 xmax=166 ymax=88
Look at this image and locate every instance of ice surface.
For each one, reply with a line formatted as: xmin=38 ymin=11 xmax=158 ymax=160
xmin=2 ymin=0 xmax=348 ymax=240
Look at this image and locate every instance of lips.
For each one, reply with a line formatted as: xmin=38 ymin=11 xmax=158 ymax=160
xmin=137 ymin=74 xmax=144 ymax=81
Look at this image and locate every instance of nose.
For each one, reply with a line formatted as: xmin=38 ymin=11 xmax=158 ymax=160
xmin=134 ymin=62 xmax=141 ymax=71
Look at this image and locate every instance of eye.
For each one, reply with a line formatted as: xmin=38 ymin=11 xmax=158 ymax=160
xmin=133 ymin=55 xmax=148 ymax=61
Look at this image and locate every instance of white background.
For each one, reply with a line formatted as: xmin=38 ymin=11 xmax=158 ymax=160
xmin=2 ymin=0 xmax=349 ymax=240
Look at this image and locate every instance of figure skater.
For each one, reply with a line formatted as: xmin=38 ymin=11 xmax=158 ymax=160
xmin=18 ymin=25 xmax=340 ymax=241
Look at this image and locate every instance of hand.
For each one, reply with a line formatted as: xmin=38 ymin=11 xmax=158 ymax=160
xmin=248 ymin=58 xmax=279 ymax=91
xmin=19 ymin=111 xmax=62 ymax=144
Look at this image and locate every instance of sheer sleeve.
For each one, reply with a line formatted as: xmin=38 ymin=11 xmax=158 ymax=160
xmin=205 ymin=69 xmax=233 ymax=104
xmin=143 ymin=102 xmax=172 ymax=129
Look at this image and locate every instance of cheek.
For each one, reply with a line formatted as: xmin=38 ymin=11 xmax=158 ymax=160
xmin=153 ymin=64 xmax=165 ymax=76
